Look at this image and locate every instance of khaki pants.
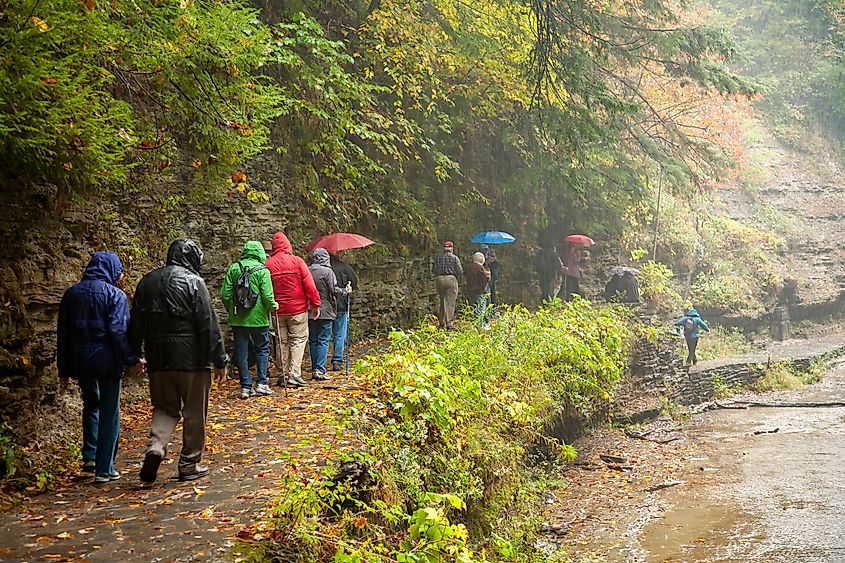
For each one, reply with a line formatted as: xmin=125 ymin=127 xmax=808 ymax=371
xmin=146 ymin=370 xmax=211 ymax=474
xmin=435 ymin=275 xmax=459 ymax=329
xmin=275 ymin=311 xmax=309 ymax=379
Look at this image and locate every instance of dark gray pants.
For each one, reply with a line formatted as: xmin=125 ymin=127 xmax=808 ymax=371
xmin=146 ymin=370 xmax=211 ymax=473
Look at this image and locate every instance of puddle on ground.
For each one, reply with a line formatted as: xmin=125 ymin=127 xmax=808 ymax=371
xmin=571 ymin=366 xmax=845 ymax=562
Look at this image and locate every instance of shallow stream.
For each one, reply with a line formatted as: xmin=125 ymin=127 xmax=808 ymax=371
xmin=633 ymin=365 xmax=845 ymax=561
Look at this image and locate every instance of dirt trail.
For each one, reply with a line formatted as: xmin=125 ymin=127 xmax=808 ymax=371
xmin=0 ymin=375 xmax=365 ymax=562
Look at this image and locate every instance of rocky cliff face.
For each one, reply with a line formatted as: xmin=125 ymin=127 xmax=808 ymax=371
xmin=0 ymin=173 xmax=575 ymax=443
xmin=713 ymin=119 xmax=845 ymax=319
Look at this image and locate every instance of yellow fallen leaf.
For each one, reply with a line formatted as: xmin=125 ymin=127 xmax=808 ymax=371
xmin=56 ymin=531 xmax=72 ymax=539
xmin=31 ymin=16 xmax=49 ymax=32
xmin=193 ymin=487 xmax=206 ymax=496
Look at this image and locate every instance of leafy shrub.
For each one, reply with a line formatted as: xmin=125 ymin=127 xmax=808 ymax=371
xmin=251 ymin=301 xmax=632 ymax=561
xmin=1 ymin=0 xmax=284 ymax=193
xmin=639 ymin=261 xmax=684 ymax=314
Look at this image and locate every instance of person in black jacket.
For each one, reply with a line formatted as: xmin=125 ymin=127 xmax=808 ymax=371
xmin=129 ymin=239 xmax=229 ymax=484
xmin=329 ymin=251 xmax=358 ymax=371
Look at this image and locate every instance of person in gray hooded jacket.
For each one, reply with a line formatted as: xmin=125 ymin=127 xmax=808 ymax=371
xmin=307 ymin=248 xmax=352 ymax=380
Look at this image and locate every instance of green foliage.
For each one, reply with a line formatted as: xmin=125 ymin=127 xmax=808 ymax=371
xmin=753 ymin=363 xmax=805 ymax=392
xmin=0 ymin=424 xmax=23 ymax=482
xmin=1 ymin=0 xmax=284 ymax=193
xmin=255 ymin=301 xmax=631 ymax=561
xmin=711 ymin=374 xmax=743 ymax=399
xmin=711 ymin=0 xmax=845 ymax=147
xmin=638 ymin=261 xmax=683 ymax=314
xmin=4 ymin=0 xmax=755 ymax=247
xmin=0 ymin=424 xmax=79 ymax=503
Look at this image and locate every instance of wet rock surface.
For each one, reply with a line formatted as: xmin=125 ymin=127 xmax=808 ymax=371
xmin=554 ymin=350 xmax=845 ymax=561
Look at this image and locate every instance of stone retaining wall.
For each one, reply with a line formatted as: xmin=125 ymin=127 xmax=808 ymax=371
xmin=628 ymin=336 xmax=845 ymax=406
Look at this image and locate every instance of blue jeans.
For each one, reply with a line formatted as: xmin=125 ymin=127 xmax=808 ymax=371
xmin=331 ymin=311 xmax=349 ymax=364
xmin=78 ymin=376 xmax=121 ymax=477
xmin=233 ymin=326 xmax=270 ymax=389
xmin=308 ymin=319 xmax=333 ymax=374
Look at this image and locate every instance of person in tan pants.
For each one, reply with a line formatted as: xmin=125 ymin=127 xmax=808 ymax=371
xmin=265 ymin=232 xmax=321 ymax=387
xmin=431 ymin=241 xmax=463 ymax=329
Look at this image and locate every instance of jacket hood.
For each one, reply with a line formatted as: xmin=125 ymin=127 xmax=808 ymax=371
xmin=82 ymin=251 xmax=123 ymax=285
xmin=271 ymin=232 xmax=292 ymax=256
xmin=310 ymin=248 xmax=330 ymax=267
xmin=166 ymin=239 xmax=203 ymax=274
xmin=240 ymin=241 xmax=267 ymax=262
xmin=686 ymin=308 xmax=700 ymax=318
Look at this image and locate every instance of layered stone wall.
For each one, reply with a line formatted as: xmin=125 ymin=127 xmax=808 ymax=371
xmin=627 ymin=334 xmax=845 ymax=406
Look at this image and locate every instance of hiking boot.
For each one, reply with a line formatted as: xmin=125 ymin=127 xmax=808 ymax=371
xmin=81 ymin=460 xmax=96 ymax=473
xmin=94 ymin=472 xmax=120 ymax=484
xmin=140 ymin=451 xmax=163 ymax=484
xmin=178 ymin=465 xmax=209 ymax=482
xmin=313 ymin=372 xmax=331 ymax=381
xmin=288 ymin=375 xmax=308 ymax=387
xmin=331 ymin=362 xmax=343 ymax=372
xmin=239 ymin=387 xmax=253 ymax=399
xmin=255 ymin=383 xmax=273 ymax=396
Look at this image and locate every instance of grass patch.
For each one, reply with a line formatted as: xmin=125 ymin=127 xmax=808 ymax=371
xmin=754 ymin=359 xmax=827 ymax=392
xmin=753 ymin=363 xmax=803 ymax=392
xmin=675 ymin=326 xmax=754 ymax=362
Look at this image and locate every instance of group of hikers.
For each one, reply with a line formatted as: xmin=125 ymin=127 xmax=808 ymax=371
xmin=534 ymin=241 xmax=584 ymax=302
xmin=431 ymin=241 xmax=499 ymax=329
xmin=57 ymin=234 xmax=708 ymax=487
xmin=57 ymin=233 xmax=357 ymax=485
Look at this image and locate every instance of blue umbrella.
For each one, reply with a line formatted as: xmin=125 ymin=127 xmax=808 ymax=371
xmin=471 ymin=231 xmax=516 ymax=245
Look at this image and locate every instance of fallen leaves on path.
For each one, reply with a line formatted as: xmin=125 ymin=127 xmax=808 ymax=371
xmin=0 ymin=370 xmax=371 ymax=561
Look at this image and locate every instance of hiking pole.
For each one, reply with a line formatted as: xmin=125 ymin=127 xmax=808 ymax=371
xmin=270 ymin=312 xmax=288 ymax=398
xmin=345 ymin=291 xmax=351 ymax=378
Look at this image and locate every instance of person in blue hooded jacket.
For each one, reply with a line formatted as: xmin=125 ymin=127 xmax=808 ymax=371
xmin=674 ymin=307 xmax=710 ymax=365
xmin=57 ymin=251 xmax=144 ymax=483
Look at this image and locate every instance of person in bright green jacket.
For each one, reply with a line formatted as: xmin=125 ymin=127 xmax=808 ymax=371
xmin=221 ymin=241 xmax=278 ymax=398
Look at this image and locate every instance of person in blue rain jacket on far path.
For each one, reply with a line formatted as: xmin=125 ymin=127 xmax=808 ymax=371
xmin=675 ymin=307 xmax=710 ymax=365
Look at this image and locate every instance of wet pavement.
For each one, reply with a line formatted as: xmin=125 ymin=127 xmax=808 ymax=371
xmin=638 ymin=362 xmax=845 ymax=562
xmin=0 ymin=376 xmax=365 ymax=562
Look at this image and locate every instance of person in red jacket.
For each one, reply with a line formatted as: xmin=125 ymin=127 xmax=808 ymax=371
xmin=266 ymin=232 xmax=321 ymax=387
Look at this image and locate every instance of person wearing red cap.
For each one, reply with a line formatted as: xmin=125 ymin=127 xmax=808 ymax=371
xmin=431 ymin=240 xmax=463 ymax=329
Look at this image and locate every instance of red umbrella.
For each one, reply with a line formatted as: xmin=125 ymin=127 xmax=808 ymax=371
xmin=563 ymin=234 xmax=595 ymax=246
xmin=305 ymin=233 xmax=376 ymax=254
xmin=304 ymin=232 xmax=375 ymax=379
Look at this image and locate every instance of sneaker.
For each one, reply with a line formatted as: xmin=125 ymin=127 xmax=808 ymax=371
xmin=81 ymin=460 xmax=96 ymax=473
xmin=255 ymin=383 xmax=273 ymax=396
xmin=178 ymin=465 xmax=209 ymax=482
xmin=313 ymin=372 xmax=331 ymax=381
xmin=239 ymin=388 xmax=253 ymax=399
xmin=140 ymin=451 xmax=163 ymax=484
xmin=331 ymin=362 xmax=343 ymax=372
xmin=94 ymin=472 xmax=120 ymax=484
xmin=288 ymin=375 xmax=308 ymax=387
